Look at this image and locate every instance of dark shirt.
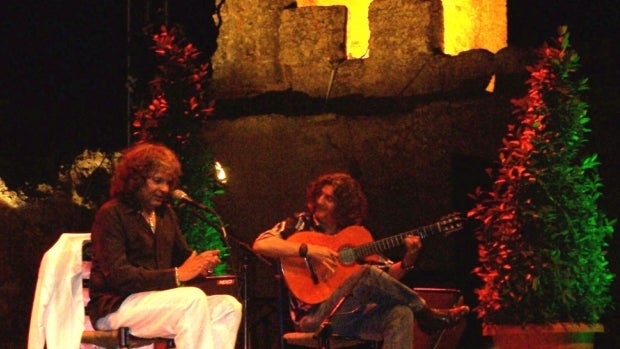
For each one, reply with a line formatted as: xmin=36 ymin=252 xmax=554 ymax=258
xmin=86 ymin=198 xmax=192 ymax=327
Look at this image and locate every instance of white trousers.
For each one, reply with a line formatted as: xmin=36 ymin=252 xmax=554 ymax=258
xmin=95 ymin=287 xmax=242 ymax=349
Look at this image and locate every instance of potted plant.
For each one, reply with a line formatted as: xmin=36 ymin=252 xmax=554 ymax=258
xmin=468 ymin=26 xmax=615 ymax=348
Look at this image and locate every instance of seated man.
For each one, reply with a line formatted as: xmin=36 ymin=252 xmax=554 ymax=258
xmin=253 ymin=172 xmax=469 ymax=348
xmin=86 ymin=142 xmax=242 ymax=348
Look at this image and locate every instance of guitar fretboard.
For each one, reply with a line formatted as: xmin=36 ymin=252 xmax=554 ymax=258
xmin=351 ymin=223 xmax=441 ymax=259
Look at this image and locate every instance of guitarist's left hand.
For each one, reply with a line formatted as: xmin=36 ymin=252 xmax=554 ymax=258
xmin=402 ymin=235 xmax=422 ymax=268
xmin=307 ymin=244 xmax=339 ymax=273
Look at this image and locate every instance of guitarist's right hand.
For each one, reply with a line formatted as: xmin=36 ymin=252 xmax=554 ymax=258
xmin=307 ymin=244 xmax=339 ymax=273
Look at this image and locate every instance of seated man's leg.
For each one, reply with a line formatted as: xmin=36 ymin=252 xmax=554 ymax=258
xmin=299 ymin=265 xmax=468 ymax=334
xmin=95 ymin=287 xmax=241 ymax=349
xmin=299 ymin=265 xmax=423 ymax=331
xmin=208 ymin=294 xmax=243 ymax=348
xmin=349 ymin=266 xmax=426 ymax=311
xmin=355 ymin=266 xmax=470 ymax=333
xmin=354 ymin=304 xmax=413 ymax=348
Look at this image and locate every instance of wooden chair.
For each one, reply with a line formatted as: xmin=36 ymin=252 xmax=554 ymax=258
xmin=81 ymin=327 xmax=175 ymax=349
xmin=282 ymin=332 xmax=378 ymax=348
xmin=81 ymin=240 xmax=176 ymax=349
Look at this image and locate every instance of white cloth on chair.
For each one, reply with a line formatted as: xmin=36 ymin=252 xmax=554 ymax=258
xmin=28 ymin=232 xmax=91 ymax=349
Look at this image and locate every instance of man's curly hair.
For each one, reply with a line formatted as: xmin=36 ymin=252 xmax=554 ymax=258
xmin=305 ymin=172 xmax=368 ymax=230
xmin=110 ymin=142 xmax=182 ymax=206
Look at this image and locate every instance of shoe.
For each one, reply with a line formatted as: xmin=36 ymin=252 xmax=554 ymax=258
xmin=416 ymin=305 xmax=470 ymax=333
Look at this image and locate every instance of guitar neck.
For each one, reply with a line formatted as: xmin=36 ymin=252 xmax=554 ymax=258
xmin=352 ymin=222 xmax=440 ymax=260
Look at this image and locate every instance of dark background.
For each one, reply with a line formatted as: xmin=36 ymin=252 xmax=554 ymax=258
xmin=1 ymin=0 xmax=219 ymax=187
xmin=2 ymin=1 xmax=619 ymax=348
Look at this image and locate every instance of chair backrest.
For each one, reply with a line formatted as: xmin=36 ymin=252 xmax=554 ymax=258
xmin=29 ymin=233 xmax=94 ymax=349
xmin=82 ymin=240 xmax=103 ymax=333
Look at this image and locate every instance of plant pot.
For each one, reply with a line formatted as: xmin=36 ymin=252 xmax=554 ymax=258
xmin=483 ymin=323 xmax=604 ymax=349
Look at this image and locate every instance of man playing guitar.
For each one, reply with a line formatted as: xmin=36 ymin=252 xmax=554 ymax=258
xmin=253 ymin=172 xmax=469 ymax=348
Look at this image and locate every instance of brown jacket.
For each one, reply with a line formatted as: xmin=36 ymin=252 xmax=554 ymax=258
xmin=86 ymin=199 xmax=192 ymax=326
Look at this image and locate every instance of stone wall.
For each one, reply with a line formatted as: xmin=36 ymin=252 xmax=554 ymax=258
xmin=212 ymin=0 xmax=521 ymax=98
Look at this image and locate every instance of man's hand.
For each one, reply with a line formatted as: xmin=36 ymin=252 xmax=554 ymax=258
xmin=307 ymin=244 xmax=339 ymax=273
xmin=178 ymin=250 xmax=221 ymax=281
xmin=199 ymin=250 xmax=222 ymax=277
xmin=402 ymin=235 xmax=422 ymax=267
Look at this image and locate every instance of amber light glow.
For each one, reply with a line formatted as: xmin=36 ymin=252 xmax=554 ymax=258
xmin=443 ymin=0 xmax=506 ymax=55
xmin=443 ymin=0 xmax=507 ymax=91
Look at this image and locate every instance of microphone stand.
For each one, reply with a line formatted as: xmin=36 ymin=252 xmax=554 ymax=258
xmin=227 ymin=233 xmax=272 ymax=349
xmin=178 ymin=203 xmax=271 ymax=349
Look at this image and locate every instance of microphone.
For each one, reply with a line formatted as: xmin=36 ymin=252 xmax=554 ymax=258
xmin=171 ymin=189 xmax=228 ymax=240
xmin=171 ymin=189 xmax=209 ymax=210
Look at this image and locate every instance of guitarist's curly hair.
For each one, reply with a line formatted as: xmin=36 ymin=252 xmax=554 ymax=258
xmin=306 ymin=173 xmax=368 ymax=230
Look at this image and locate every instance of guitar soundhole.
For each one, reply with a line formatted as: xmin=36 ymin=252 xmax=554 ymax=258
xmin=339 ymin=248 xmax=356 ymax=265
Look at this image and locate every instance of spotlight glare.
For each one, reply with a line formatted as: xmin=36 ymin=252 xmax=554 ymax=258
xmin=214 ymin=161 xmax=228 ymax=184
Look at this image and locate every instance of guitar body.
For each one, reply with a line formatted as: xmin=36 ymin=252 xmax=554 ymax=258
xmin=280 ymin=213 xmax=464 ymax=304
xmin=281 ymin=226 xmax=378 ymax=304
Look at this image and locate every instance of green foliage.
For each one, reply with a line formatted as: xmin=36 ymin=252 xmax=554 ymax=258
xmin=176 ymin=136 xmax=230 ymax=274
xmin=468 ymin=27 xmax=615 ymax=325
xmin=132 ymin=26 xmax=228 ymax=272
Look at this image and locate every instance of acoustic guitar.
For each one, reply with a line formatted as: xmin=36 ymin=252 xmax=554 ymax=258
xmin=281 ymin=212 xmax=464 ymax=304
